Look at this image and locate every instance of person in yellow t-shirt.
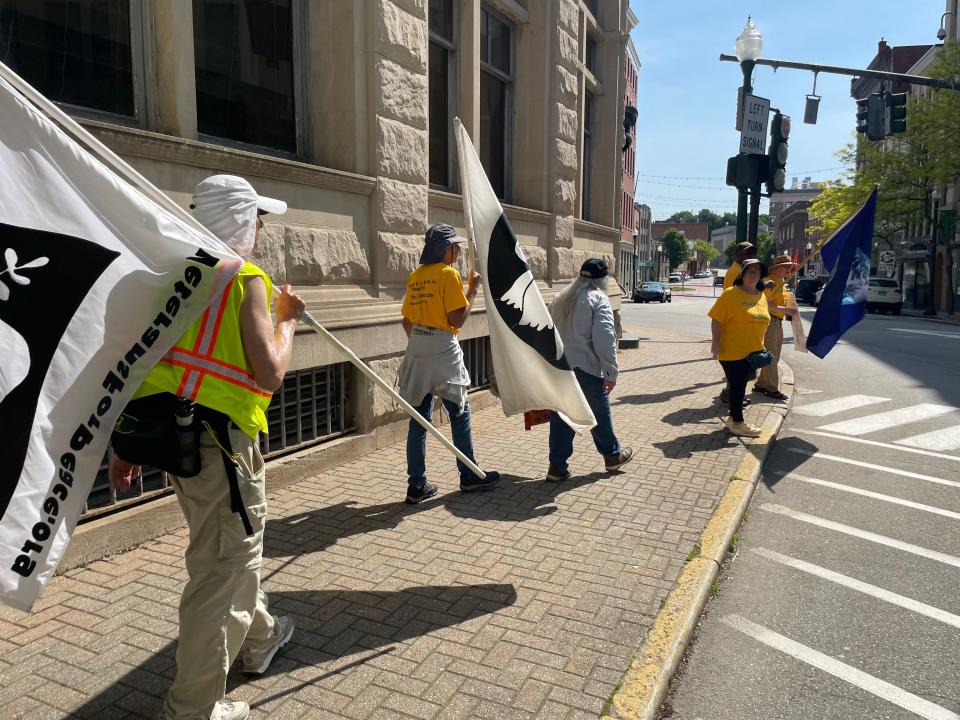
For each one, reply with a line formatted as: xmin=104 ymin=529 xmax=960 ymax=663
xmin=723 ymin=240 xmax=757 ymax=290
xmin=708 ymin=258 xmax=791 ymax=438
xmin=755 ymin=254 xmax=796 ymax=401
xmin=397 ymin=224 xmax=500 ymax=504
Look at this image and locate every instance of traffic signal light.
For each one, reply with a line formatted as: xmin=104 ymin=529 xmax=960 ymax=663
xmin=855 ymin=97 xmax=870 ymax=134
xmin=766 ymin=113 xmax=790 ymax=194
xmin=867 ymin=93 xmax=885 ymax=141
xmin=887 ymin=92 xmax=907 ymax=134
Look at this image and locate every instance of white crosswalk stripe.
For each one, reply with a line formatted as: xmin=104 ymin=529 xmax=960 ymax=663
xmin=721 ymin=615 xmax=960 ymax=720
xmin=792 ymin=394 xmax=889 ymax=417
xmin=818 ymin=403 xmax=958 ymax=436
xmin=896 ymin=425 xmax=960 ymax=452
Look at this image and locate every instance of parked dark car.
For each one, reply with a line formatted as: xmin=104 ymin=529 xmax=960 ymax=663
xmin=713 ymin=275 xmax=725 ymax=287
xmin=794 ymin=277 xmax=822 ymax=305
xmin=633 ymin=282 xmax=672 ymax=303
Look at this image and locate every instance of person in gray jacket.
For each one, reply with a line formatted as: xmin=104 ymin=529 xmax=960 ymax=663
xmin=546 ymin=258 xmax=633 ymax=481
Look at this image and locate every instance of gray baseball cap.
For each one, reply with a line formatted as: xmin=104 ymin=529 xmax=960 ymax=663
xmin=419 ymin=223 xmax=469 ymax=264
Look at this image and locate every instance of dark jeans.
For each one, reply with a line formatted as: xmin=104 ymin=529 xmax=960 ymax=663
xmin=406 ymin=394 xmax=477 ymax=485
xmin=548 ymin=368 xmax=620 ymax=472
xmin=719 ymin=359 xmax=753 ymax=422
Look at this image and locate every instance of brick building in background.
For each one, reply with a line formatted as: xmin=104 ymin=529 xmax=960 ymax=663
xmin=617 ymin=11 xmax=640 ymax=295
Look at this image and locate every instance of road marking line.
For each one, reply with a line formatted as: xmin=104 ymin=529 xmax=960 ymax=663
xmin=781 ymin=472 xmax=960 ymax=520
xmin=890 ymin=328 xmax=960 ymax=340
xmin=760 ymin=504 xmax=960 ymax=569
xmin=818 ymin=403 xmax=958 ymax=436
xmin=721 ymin=614 xmax=960 ymax=720
xmin=792 ymin=394 xmax=889 ymax=417
xmin=897 ymin=425 xmax=960 ymax=452
xmin=784 ymin=448 xmax=960 ymax=489
xmin=752 ymin=547 xmax=960 ymax=630
xmin=794 ymin=430 xmax=960 ymax=463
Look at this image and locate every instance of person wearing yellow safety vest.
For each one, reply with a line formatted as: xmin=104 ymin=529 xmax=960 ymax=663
xmin=108 ymin=175 xmax=305 ymax=720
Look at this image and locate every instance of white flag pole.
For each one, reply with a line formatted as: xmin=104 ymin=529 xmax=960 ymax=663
xmin=0 ymin=60 xmax=484 ymax=480
xmin=297 ymin=308 xmax=485 ymax=479
xmin=454 ymin=118 xmax=478 ymax=279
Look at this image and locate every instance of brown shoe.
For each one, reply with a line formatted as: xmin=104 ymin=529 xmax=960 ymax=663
xmin=546 ymin=464 xmax=572 ymax=482
xmin=604 ymin=448 xmax=634 ymax=472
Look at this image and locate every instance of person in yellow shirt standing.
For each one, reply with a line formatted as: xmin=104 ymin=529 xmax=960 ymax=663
xmin=708 ymin=259 xmax=791 ymax=438
xmin=723 ymin=241 xmax=757 ymax=290
xmin=755 ymin=254 xmax=796 ymax=401
xmin=398 ymin=224 xmax=500 ymax=503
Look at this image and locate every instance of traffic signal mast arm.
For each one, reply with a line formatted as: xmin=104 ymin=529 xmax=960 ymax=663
xmin=720 ymin=53 xmax=960 ymax=91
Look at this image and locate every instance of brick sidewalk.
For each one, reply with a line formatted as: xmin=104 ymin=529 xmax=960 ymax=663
xmin=0 ymin=325 xmax=784 ymax=720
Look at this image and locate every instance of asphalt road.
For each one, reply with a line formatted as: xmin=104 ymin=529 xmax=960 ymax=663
xmin=621 ymin=280 xmax=960 ymax=720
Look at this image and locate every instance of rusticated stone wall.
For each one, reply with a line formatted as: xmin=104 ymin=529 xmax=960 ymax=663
xmin=373 ymin=0 xmax=430 ymax=296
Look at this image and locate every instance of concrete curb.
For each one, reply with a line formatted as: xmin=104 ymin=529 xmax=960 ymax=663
xmin=603 ymin=361 xmax=793 ymax=720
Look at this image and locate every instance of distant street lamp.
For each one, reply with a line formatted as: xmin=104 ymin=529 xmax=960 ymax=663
xmin=656 ymin=243 xmax=663 ymax=281
xmin=734 ymin=18 xmax=763 ymax=247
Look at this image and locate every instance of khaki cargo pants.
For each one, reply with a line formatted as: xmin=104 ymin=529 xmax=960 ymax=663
xmin=756 ymin=317 xmax=784 ymax=392
xmin=161 ymin=425 xmax=276 ymax=720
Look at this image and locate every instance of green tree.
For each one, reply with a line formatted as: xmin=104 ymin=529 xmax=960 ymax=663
xmin=692 ymin=239 xmax=719 ymax=265
xmin=661 ymin=229 xmax=690 ymax=271
xmin=809 ymin=43 xmax=959 ymax=311
xmin=666 ymin=211 xmax=695 ymax=223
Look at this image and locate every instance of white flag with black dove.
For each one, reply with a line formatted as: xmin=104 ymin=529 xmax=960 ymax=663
xmin=0 ymin=70 xmax=241 ymax=610
xmin=454 ymin=119 xmax=595 ymax=432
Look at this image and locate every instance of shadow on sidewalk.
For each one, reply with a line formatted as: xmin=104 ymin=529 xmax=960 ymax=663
xmin=614 ymin=380 xmax=725 ymax=407
xmin=444 ymin=472 xmax=610 ymax=522
xmin=652 ymin=429 xmax=736 ymax=459
xmin=70 ymin=583 xmax=516 ymax=719
xmin=758 ymin=435 xmax=821 ymax=491
xmin=264 ymin=473 xmax=611 ymax=562
xmin=619 ymin=356 xmax=714 ymax=375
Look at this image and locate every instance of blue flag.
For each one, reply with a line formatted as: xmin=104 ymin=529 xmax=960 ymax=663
xmin=806 ymin=187 xmax=877 ymax=358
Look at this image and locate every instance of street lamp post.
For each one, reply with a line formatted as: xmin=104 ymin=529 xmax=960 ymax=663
xmin=656 ymin=243 xmax=663 ymax=281
xmin=734 ymin=18 xmax=763 ymax=246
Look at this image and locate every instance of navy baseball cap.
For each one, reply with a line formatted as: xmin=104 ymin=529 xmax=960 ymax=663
xmin=579 ymin=258 xmax=610 ymax=279
xmin=420 ymin=223 xmax=469 ymax=264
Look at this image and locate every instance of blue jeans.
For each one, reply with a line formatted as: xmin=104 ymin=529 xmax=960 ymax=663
xmin=548 ymin=368 xmax=620 ymax=472
xmin=407 ymin=394 xmax=477 ymax=486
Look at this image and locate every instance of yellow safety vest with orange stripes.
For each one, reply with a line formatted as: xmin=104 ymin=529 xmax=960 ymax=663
xmin=133 ymin=262 xmax=274 ymax=439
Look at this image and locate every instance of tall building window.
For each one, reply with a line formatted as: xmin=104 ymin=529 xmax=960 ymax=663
xmin=193 ymin=0 xmax=299 ymax=153
xmin=480 ymin=5 xmax=513 ymax=200
xmin=582 ymin=92 xmax=594 ymax=221
xmin=0 ymin=1 xmax=140 ymax=118
xmin=429 ymin=0 xmax=456 ymax=189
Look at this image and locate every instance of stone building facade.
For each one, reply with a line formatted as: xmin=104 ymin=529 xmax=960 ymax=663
xmin=0 ymin=0 xmax=632 ymax=464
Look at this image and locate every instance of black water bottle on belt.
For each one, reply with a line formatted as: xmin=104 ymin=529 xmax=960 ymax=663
xmin=174 ymin=397 xmax=200 ymax=476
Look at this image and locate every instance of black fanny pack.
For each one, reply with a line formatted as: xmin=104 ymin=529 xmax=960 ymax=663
xmin=746 ymin=349 xmax=775 ymax=371
xmin=111 ymin=393 xmax=204 ymax=478
xmin=111 ymin=393 xmax=254 ymax=536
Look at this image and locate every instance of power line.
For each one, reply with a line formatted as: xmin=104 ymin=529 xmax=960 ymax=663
xmin=635 ymin=166 xmax=844 ymax=181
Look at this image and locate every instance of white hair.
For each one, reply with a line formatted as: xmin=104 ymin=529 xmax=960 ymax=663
xmin=549 ymin=275 xmax=608 ymax=323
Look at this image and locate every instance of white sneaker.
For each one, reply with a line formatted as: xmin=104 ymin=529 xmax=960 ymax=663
xmin=724 ymin=418 xmax=762 ymax=438
xmin=213 ymin=701 xmax=249 ymax=720
xmin=240 ymin=615 xmax=294 ymax=674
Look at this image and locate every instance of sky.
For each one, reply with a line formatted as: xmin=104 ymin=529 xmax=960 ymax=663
xmin=629 ymin=0 xmax=948 ymax=221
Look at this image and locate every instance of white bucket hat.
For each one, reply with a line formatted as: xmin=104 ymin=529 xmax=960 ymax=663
xmin=190 ymin=174 xmax=287 ymax=256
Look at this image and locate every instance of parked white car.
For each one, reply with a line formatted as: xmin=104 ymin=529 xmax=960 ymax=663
xmin=814 ymin=279 xmax=903 ymax=315
xmin=866 ymin=278 xmax=902 ymax=315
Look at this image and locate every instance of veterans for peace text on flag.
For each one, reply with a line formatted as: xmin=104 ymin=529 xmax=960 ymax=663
xmin=454 ymin=120 xmax=596 ymax=432
xmin=806 ymin=187 xmax=878 ymax=359
xmin=0 ymin=74 xmax=241 ymax=610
